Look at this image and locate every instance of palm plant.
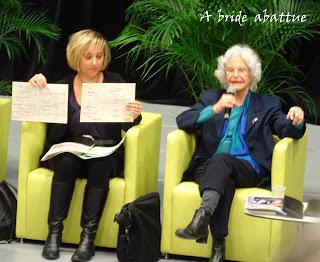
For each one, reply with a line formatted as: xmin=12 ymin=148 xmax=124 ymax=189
xmin=0 ymin=0 xmax=60 ymax=95
xmin=111 ymin=0 xmax=320 ymax=120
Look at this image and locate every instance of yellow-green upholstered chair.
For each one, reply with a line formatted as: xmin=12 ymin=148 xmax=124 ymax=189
xmin=161 ymin=129 xmax=308 ymax=262
xmin=0 ymin=98 xmax=11 ymax=182
xmin=16 ymin=112 xmax=162 ymax=247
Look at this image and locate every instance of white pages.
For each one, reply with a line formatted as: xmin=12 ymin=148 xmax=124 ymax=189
xmin=80 ymin=83 xmax=136 ymax=122
xmin=41 ymin=136 xmax=125 ymax=161
xmin=12 ymin=81 xmax=68 ymax=124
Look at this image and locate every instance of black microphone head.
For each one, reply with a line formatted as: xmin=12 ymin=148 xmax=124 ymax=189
xmin=226 ymin=86 xmax=236 ymax=95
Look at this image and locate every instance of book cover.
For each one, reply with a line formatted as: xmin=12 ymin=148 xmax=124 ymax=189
xmin=305 ymin=199 xmax=320 ymax=217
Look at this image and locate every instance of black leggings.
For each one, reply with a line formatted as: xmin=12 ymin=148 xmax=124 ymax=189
xmin=52 ymin=153 xmax=115 ymax=189
xmin=198 ymin=153 xmax=261 ymax=195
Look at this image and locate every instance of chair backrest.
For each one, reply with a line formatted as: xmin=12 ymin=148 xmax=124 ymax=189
xmin=0 ymin=98 xmax=11 ymax=181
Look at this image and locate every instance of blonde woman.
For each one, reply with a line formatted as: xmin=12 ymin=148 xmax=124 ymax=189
xmin=29 ymin=29 xmax=142 ymax=262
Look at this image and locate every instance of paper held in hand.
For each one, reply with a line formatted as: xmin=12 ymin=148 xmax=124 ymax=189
xmin=12 ymin=82 xmax=68 ymax=124
xmin=80 ymin=83 xmax=136 ymax=122
xmin=41 ymin=136 xmax=125 ymax=161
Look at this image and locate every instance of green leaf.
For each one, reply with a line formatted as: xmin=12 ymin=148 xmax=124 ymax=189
xmin=111 ymin=0 xmax=320 ymax=120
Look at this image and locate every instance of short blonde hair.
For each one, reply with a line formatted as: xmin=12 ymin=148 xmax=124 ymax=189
xmin=214 ymin=44 xmax=262 ymax=91
xmin=66 ymin=29 xmax=111 ymax=72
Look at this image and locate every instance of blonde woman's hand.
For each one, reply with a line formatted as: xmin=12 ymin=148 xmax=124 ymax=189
xmin=29 ymin=73 xmax=47 ymax=88
xmin=126 ymin=101 xmax=142 ymax=120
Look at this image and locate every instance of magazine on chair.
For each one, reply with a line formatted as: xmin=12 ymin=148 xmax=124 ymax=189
xmin=245 ymin=195 xmax=305 ymax=218
xmin=245 ymin=196 xmax=287 ymax=216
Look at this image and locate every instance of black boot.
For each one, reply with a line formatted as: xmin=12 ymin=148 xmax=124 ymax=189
xmin=175 ymin=209 xmax=211 ymax=243
xmin=71 ymin=185 xmax=108 ymax=262
xmin=42 ymin=180 xmax=75 ymax=260
xmin=209 ymin=239 xmax=225 ymax=262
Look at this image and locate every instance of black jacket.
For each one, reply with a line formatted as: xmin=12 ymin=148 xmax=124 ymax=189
xmin=176 ymin=89 xmax=306 ymax=177
xmin=41 ymin=71 xmax=142 ymax=169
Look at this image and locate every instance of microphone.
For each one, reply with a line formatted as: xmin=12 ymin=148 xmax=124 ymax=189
xmin=224 ymin=86 xmax=236 ymax=119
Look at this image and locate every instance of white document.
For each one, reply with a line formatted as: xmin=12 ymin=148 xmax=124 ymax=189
xmin=41 ymin=136 xmax=125 ymax=161
xmin=80 ymin=83 xmax=135 ymax=122
xmin=12 ymin=81 xmax=68 ymax=123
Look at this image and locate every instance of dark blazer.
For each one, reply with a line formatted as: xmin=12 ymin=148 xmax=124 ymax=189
xmin=176 ymin=89 xmax=306 ymax=175
xmin=41 ymin=71 xmax=142 ymax=169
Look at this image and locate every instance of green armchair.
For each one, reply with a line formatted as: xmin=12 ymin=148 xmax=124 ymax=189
xmin=0 ymin=98 xmax=11 ymax=182
xmin=161 ymin=129 xmax=308 ymax=262
xmin=16 ymin=112 xmax=162 ymax=247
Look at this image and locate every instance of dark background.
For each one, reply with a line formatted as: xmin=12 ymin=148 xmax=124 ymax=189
xmin=1 ymin=0 xmax=319 ymax=124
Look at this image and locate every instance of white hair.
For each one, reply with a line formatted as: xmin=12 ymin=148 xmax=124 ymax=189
xmin=214 ymin=44 xmax=262 ymax=91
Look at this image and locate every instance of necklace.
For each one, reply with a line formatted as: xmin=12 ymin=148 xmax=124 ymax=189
xmin=77 ymin=72 xmax=103 ymax=84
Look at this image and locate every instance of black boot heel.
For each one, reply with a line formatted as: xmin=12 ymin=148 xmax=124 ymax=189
xmin=175 ymin=209 xmax=211 ymax=243
xmin=196 ymin=235 xmax=208 ymax=243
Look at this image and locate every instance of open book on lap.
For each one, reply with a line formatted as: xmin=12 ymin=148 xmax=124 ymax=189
xmin=41 ymin=136 xmax=125 ymax=161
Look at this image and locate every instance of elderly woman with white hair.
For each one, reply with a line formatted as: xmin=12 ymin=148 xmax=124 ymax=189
xmin=175 ymin=44 xmax=305 ymax=262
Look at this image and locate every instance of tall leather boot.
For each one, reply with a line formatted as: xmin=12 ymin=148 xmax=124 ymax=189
xmin=175 ymin=209 xmax=211 ymax=243
xmin=71 ymin=185 xmax=108 ymax=262
xmin=209 ymin=238 xmax=225 ymax=262
xmin=42 ymin=180 xmax=75 ymax=260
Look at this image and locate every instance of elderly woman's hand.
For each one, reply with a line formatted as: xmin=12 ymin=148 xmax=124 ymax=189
xmin=29 ymin=73 xmax=47 ymax=88
xmin=286 ymin=106 xmax=304 ymax=126
xmin=126 ymin=101 xmax=143 ymax=120
xmin=212 ymin=93 xmax=235 ymax=114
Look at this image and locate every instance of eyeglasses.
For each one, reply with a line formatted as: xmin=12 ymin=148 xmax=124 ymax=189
xmin=225 ymin=67 xmax=250 ymax=75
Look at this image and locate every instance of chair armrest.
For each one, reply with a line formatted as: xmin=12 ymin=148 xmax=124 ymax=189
xmin=0 ymin=98 xmax=11 ymax=181
xmin=161 ymin=129 xmax=196 ymax=252
xmin=164 ymin=129 xmax=196 ymax=190
xmin=16 ymin=121 xmax=46 ymax=235
xmin=271 ymin=131 xmax=308 ymax=201
xmin=18 ymin=122 xmax=46 ymax=196
xmin=123 ymin=112 xmax=162 ymax=203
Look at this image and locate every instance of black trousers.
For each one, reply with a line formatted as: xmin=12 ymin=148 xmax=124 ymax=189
xmin=52 ymin=153 xmax=119 ymax=189
xmin=193 ymin=153 xmax=269 ymax=239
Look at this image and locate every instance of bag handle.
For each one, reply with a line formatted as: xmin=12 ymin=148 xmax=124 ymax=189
xmin=114 ymin=206 xmax=133 ymax=226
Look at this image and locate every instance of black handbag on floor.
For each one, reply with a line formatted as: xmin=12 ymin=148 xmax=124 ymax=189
xmin=0 ymin=181 xmax=17 ymax=243
xmin=114 ymin=192 xmax=161 ymax=262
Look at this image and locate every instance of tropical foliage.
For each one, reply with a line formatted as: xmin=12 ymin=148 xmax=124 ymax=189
xmin=111 ymin=0 xmax=320 ymax=120
xmin=0 ymin=0 xmax=60 ymax=95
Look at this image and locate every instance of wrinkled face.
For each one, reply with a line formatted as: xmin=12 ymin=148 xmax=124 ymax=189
xmin=79 ymin=44 xmax=104 ymax=79
xmin=225 ymin=55 xmax=252 ymax=93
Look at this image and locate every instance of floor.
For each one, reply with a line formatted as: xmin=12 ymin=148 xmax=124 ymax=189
xmin=0 ymin=240 xmax=209 ymax=262
xmin=2 ymin=101 xmax=320 ymax=261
